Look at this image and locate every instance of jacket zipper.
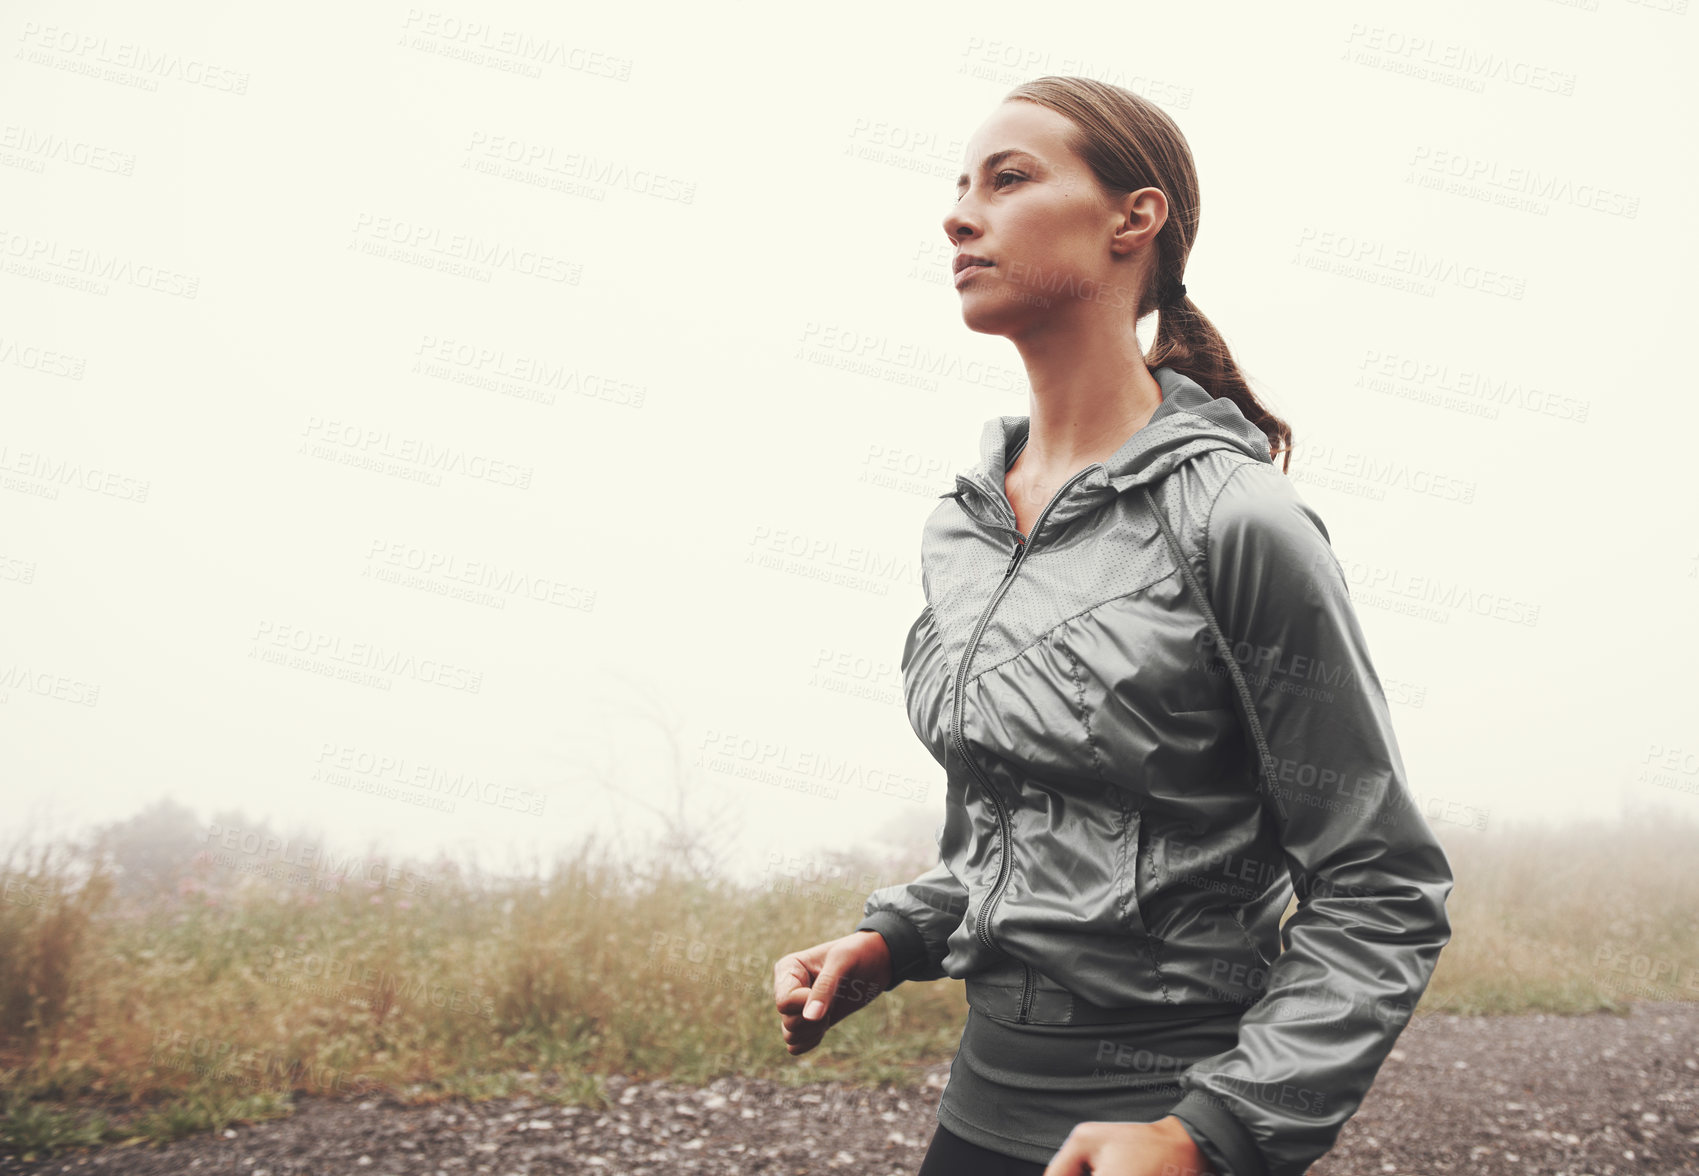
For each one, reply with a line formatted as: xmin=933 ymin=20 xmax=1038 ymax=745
xmin=952 ymin=463 xmax=1096 ymax=1024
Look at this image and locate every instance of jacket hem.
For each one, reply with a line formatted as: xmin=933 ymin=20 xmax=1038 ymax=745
xmin=1169 ymin=1088 xmax=1269 ymax=1176
xmin=934 ymin=1098 xmax=1059 ymax=1165
xmin=852 ymin=910 xmax=927 ymax=990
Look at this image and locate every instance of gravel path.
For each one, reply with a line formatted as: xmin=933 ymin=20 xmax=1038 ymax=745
xmin=3 ymin=1000 xmax=1696 ymax=1175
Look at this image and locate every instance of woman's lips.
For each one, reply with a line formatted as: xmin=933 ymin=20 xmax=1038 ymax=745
xmin=954 ymin=262 xmax=993 ymax=288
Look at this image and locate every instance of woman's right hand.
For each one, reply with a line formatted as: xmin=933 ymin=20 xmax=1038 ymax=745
xmin=772 ymin=930 xmax=894 ymax=1055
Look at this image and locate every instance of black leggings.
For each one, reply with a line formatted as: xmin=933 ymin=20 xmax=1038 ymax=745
xmin=918 ymin=1123 xmax=1050 ymax=1176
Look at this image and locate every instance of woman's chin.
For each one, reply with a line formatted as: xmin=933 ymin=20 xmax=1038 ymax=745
xmin=957 ymin=299 xmax=1022 ymax=335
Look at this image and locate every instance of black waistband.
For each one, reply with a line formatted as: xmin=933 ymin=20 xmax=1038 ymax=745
xmin=958 ymin=1002 xmax=1245 ymax=1089
xmin=964 ymin=960 xmax=1250 ymax=1027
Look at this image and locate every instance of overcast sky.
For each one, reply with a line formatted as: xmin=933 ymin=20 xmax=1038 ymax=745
xmin=4 ymin=0 xmax=1696 ymax=889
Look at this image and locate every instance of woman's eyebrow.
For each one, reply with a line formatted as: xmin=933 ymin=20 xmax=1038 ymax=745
xmin=956 ymin=149 xmax=1040 ymax=192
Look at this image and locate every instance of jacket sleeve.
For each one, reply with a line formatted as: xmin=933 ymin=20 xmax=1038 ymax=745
xmin=1165 ymin=461 xmax=1456 ymax=1176
xmin=852 ymin=598 xmax=971 ymax=989
xmin=853 ymin=857 xmax=970 ymax=989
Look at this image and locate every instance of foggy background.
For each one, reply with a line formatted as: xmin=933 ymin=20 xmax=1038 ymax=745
xmin=4 ymin=0 xmax=1696 ymax=891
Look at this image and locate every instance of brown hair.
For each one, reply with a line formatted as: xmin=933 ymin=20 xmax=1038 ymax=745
xmin=1003 ymin=76 xmax=1293 ymax=471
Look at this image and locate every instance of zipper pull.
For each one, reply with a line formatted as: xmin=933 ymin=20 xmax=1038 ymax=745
xmin=1003 ymin=538 xmax=1026 ymax=578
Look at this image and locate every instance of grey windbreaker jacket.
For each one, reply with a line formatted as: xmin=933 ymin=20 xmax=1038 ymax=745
xmin=854 ymin=365 xmax=1454 ymax=1176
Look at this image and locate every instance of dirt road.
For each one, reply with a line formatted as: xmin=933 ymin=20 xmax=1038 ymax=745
xmin=3 ymin=1000 xmax=1696 ymax=1174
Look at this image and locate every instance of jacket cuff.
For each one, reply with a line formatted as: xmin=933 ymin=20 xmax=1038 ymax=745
xmin=1168 ymin=1089 xmax=1268 ymax=1176
xmin=852 ymin=910 xmax=927 ymax=990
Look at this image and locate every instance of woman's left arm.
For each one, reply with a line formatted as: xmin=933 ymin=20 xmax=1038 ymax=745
xmin=1157 ymin=459 xmax=1457 ymax=1176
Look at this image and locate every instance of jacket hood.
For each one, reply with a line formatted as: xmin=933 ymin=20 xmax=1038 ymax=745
xmin=943 ymin=365 xmax=1274 ymax=534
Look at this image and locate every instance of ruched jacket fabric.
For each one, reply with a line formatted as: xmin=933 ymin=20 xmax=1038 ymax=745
xmin=854 ymin=366 xmax=1454 ymax=1176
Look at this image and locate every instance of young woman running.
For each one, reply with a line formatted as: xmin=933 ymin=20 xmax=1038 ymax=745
xmin=772 ymin=76 xmax=1454 ymax=1176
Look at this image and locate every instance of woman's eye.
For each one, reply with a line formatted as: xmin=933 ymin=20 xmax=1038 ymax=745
xmin=954 ymin=171 xmax=1025 ymax=202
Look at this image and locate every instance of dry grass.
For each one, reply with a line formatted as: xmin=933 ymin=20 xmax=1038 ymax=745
xmin=1428 ymin=802 xmax=1699 ymax=1014
xmin=1 ymin=799 xmax=1694 ymax=1161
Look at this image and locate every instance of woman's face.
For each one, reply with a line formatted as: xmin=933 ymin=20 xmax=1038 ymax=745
xmin=944 ymin=100 xmax=1166 ymax=334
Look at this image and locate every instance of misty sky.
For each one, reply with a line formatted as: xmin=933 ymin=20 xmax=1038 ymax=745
xmin=5 ymin=0 xmax=1697 ymax=890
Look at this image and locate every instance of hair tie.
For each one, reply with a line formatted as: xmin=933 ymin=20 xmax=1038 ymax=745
xmin=1163 ymin=280 xmax=1187 ymax=308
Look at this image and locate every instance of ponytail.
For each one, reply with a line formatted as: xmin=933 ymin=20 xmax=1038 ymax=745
xmin=1004 ymin=76 xmax=1295 ymax=472
xmin=1147 ymin=294 xmax=1292 ymax=471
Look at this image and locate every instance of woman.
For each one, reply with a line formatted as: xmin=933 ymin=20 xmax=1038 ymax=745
xmin=772 ymin=76 xmax=1454 ymax=1176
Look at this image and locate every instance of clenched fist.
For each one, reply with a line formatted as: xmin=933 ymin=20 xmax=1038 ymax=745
xmin=772 ymin=930 xmax=894 ymax=1055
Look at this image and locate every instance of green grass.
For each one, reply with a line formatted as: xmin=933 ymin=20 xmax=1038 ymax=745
xmin=1 ymin=1091 xmax=119 ymax=1162
xmin=1 ymin=799 xmax=1695 ymax=1161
